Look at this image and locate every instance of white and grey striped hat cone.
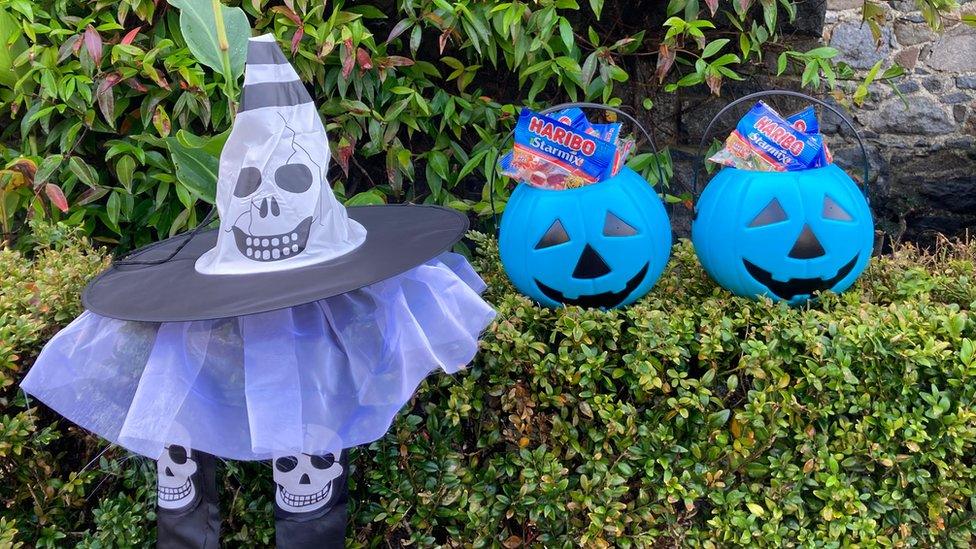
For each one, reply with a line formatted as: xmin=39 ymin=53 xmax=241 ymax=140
xmin=195 ymin=34 xmax=366 ymax=275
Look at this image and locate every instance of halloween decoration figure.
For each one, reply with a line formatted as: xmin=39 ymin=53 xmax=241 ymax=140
xmin=691 ymin=91 xmax=874 ymax=303
xmin=20 ymin=34 xmax=496 ymax=549
xmin=497 ymin=103 xmax=671 ymax=309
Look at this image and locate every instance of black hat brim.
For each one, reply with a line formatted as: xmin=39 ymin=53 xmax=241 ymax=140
xmin=82 ymin=205 xmax=469 ymax=322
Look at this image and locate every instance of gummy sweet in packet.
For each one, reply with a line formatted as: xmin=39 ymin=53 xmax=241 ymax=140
xmin=498 ymin=107 xmax=636 ymax=189
xmin=708 ymin=101 xmax=831 ymax=172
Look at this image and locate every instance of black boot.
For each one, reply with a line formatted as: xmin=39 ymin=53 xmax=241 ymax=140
xmin=156 ymin=445 xmax=220 ymax=549
xmin=273 ymin=450 xmax=349 ymax=549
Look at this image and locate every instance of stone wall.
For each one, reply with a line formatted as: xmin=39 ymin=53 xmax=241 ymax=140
xmin=825 ymin=0 xmax=976 ymax=244
xmin=636 ymin=1 xmax=975 ymax=246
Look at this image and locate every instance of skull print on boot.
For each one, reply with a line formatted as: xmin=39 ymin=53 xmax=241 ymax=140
xmin=274 ymin=452 xmax=343 ymax=513
xmin=194 ymin=33 xmax=366 ymax=276
xmin=274 ymin=451 xmax=349 ymax=549
xmin=156 ymin=447 xmax=220 ymax=549
xmin=157 ymin=443 xmax=197 ymax=510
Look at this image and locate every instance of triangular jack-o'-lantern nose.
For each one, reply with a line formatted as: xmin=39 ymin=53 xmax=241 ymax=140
xmin=573 ymin=244 xmax=611 ymax=279
xmin=788 ymin=224 xmax=826 ymax=259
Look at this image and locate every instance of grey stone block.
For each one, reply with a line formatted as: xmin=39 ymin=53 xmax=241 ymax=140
xmin=830 ymin=21 xmax=893 ymax=69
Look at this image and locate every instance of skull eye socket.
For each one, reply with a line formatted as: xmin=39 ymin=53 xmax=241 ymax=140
xmin=275 ymin=163 xmax=314 ymax=194
xmin=603 ymin=212 xmax=638 ymax=237
xmin=233 ymin=167 xmax=263 ymax=198
xmin=748 ymin=198 xmax=788 ymax=228
xmin=310 ymin=454 xmax=336 ymax=469
xmin=822 ymin=195 xmax=853 ymax=221
xmin=167 ymin=445 xmax=188 ymax=465
xmin=535 ymin=219 xmax=570 ymax=250
xmin=275 ymin=456 xmax=299 ymax=473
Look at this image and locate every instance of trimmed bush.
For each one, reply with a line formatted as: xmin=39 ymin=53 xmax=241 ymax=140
xmin=3 ymin=227 xmax=976 ymax=546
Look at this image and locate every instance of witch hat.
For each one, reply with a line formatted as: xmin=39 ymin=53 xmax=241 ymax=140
xmin=83 ymin=35 xmax=467 ymax=322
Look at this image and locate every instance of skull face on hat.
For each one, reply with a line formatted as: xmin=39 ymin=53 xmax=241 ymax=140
xmin=195 ymin=34 xmax=366 ymax=276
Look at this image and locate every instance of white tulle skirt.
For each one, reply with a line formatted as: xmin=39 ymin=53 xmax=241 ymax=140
xmin=21 ymin=253 xmax=495 ymax=461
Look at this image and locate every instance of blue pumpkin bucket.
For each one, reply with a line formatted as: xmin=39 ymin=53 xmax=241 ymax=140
xmin=691 ymin=91 xmax=875 ymax=304
xmin=492 ymin=103 xmax=672 ymax=309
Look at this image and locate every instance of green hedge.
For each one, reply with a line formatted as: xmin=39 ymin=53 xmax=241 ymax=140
xmin=1 ymin=0 xmax=937 ymax=249
xmin=3 ymin=227 xmax=976 ymax=546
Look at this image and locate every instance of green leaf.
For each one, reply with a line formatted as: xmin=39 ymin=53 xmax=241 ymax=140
xmin=34 ymin=154 xmax=64 ymax=187
xmin=165 ymin=130 xmax=229 ymax=204
xmin=166 ymin=0 xmax=250 ymax=78
xmin=701 ymin=38 xmax=729 ymax=59
xmin=707 ymin=409 xmax=731 ymax=428
xmin=68 ymin=157 xmax=99 ymax=188
xmin=106 ymin=191 xmax=120 ymax=225
xmin=115 ymin=156 xmax=136 ymax=192
xmin=589 ymin=0 xmax=603 ymax=19
xmin=559 ymin=17 xmax=574 ymax=50
xmin=0 ymin=7 xmax=28 ymax=88
xmin=428 ymin=150 xmax=450 ymax=180
xmin=802 ymin=46 xmax=839 ymax=59
xmin=345 ymin=189 xmax=386 ymax=206
xmin=746 ymin=502 xmax=765 ymax=517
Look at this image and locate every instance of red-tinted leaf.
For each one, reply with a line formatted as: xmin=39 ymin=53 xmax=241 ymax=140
xmin=439 ymin=29 xmax=451 ymax=54
xmin=44 ymin=183 xmax=69 ymax=212
xmin=125 ymin=78 xmax=149 ymax=92
xmin=386 ymin=19 xmax=412 ymax=44
xmin=152 ymin=105 xmax=171 ymax=137
xmin=59 ymin=35 xmax=81 ymax=62
xmin=96 ymin=73 xmax=123 ymax=125
xmin=291 ymin=27 xmax=304 ymax=55
xmin=84 ymin=25 xmax=103 ymax=66
xmin=10 ymin=159 xmax=37 ymax=185
xmin=97 ymin=73 xmax=123 ymax=94
xmin=656 ymin=43 xmax=675 ymax=83
xmin=341 ymin=39 xmax=355 ymax=79
xmin=76 ymin=186 xmax=110 ymax=206
xmin=705 ymin=0 xmax=719 ymax=16
xmin=270 ymin=6 xmax=302 ymax=26
xmin=706 ymin=72 xmax=723 ymax=96
xmin=437 ymin=28 xmax=451 ymax=54
xmin=738 ymin=0 xmax=754 ymax=11
xmin=121 ymin=26 xmax=142 ymax=45
xmin=384 ymin=55 xmax=415 ymax=67
xmin=144 ymin=66 xmax=171 ymax=90
xmin=336 ymin=139 xmax=354 ymax=176
xmin=356 ymin=47 xmax=373 ymax=70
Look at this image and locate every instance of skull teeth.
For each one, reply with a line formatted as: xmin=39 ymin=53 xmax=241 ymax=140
xmin=233 ymin=217 xmax=312 ymax=262
xmin=278 ymin=483 xmax=332 ymax=508
xmin=157 ymin=479 xmax=192 ymax=501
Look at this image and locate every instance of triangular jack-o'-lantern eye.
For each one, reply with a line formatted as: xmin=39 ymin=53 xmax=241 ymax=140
xmin=748 ymin=198 xmax=788 ymax=228
xmin=535 ymin=219 xmax=570 ymax=249
xmin=603 ymin=212 xmax=638 ymax=236
xmin=822 ymin=195 xmax=853 ymax=221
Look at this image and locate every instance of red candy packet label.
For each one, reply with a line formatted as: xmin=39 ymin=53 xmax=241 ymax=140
xmin=499 ymin=108 xmax=619 ymax=188
xmin=709 ymin=101 xmax=829 ymax=172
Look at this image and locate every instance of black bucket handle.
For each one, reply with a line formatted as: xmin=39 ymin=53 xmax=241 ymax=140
xmin=691 ymin=90 xmax=871 ymax=204
xmin=489 ymin=102 xmax=668 ymax=231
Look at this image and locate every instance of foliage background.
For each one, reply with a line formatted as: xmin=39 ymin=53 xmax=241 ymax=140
xmin=2 ymin=0 xmax=959 ymax=251
xmin=2 ymin=0 xmax=975 ymax=546
xmin=2 ymin=226 xmax=976 ymax=546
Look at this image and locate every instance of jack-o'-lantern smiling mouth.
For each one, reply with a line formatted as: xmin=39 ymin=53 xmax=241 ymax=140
xmin=535 ymin=263 xmax=649 ymax=309
xmin=232 ymin=216 xmax=312 ymax=262
xmin=743 ymin=254 xmax=859 ymax=301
